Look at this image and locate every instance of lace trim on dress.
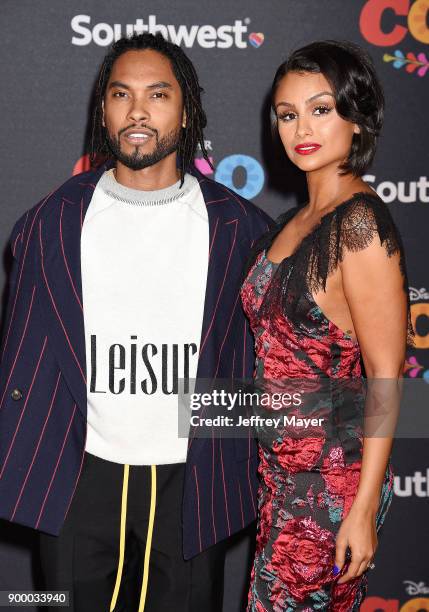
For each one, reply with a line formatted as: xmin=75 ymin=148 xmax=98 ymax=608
xmin=243 ymin=192 xmax=414 ymax=348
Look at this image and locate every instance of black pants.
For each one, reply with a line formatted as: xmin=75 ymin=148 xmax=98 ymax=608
xmin=38 ymin=452 xmax=227 ymax=612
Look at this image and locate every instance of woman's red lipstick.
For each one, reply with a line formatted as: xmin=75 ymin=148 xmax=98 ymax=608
xmin=294 ymin=143 xmax=322 ymax=155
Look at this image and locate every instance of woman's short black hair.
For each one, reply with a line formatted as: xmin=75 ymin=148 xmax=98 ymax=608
xmin=271 ymin=40 xmax=384 ymax=176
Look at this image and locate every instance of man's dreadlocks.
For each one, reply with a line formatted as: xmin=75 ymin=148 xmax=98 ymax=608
xmin=90 ymin=33 xmax=212 ymax=184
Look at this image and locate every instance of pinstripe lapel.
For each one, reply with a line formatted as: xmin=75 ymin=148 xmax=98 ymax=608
xmin=186 ymin=175 xmax=246 ymax=472
xmin=36 ymin=165 xmax=108 ymax=419
xmin=194 ymin=176 xmax=243 ymax=380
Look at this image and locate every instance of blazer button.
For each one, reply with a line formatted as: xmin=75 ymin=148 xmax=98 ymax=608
xmin=11 ymin=388 xmax=23 ymax=401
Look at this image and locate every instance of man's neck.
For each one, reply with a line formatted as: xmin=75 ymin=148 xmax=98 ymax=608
xmin=114 ymin=156 xmax=181 ymax=191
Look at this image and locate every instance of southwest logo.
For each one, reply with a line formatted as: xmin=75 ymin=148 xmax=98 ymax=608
xmin=71 ymin=15 xmax=252 ymax=49
xmin=249 ymin=32 xmax=264 ymax=48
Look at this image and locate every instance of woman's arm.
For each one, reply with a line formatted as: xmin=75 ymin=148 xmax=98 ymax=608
xmin=334 ymin=234 xmax=407 ymax=584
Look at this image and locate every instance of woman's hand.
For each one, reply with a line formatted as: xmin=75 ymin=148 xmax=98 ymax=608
xmin=334 ymin=502 xmax=378 ymax=584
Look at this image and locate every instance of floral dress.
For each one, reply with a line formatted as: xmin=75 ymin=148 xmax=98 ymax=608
xmin=240 ymin=193 xmax=412 ymax=611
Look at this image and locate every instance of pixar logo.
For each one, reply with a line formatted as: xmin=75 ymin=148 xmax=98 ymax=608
xmin=73 ymin=153 xmax=266 ymax=200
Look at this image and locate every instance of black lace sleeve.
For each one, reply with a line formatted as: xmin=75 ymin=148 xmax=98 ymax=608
xmin=256 ymin=193 xmax=414 ymax=348
xmin=323 ymin=193 xmax=413 ymax=347
xmin=308 ymin=192 xmax=408 ymax=283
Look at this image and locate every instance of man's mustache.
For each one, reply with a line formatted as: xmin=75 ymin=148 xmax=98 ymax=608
xmin=118 ymin=124 xmax=158 ymax=138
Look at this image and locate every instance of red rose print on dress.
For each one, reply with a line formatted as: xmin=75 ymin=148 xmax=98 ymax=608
xmin=272 ymin=435 xmax=325 ymax=474
xmin=270 ymin=517 xmax=336 ymax=601
xmin=321 ymin=447 xmax=361 ymax=518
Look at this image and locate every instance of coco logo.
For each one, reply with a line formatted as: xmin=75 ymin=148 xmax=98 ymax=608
xmin=73 ymin=153 xmax=266 ymax=200
xmin=198 ymin=154 xmax=265 ymax=199
xmin=360 ymin=0 xmax=429 ymax=46
xmin=410 ymin=301 xmax=429 ymax=349
xmin=362 ymin=596 xmax=429 ymax=611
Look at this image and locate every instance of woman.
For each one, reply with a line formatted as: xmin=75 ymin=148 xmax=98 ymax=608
xmin=240 ymin=40 xmax=413 ymax=611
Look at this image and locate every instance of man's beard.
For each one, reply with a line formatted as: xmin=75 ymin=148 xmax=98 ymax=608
xmin=105 ymin=125 xmax=181 ymax=171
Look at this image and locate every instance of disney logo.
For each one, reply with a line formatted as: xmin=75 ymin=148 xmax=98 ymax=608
xmin=403 ymin=580 xmax=429 ymax=595
xmin=409 ymin=287 xmax=429 ymax=302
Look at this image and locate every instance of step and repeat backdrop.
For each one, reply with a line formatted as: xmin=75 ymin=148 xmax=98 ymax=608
xmin=1 ymin=1 xmax=428 ymax=610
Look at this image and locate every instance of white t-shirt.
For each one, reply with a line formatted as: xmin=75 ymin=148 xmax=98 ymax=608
xmin=81 ymin=169 xmax=208 ymax=465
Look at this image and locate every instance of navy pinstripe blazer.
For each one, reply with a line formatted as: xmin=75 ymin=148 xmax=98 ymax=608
xmin=0 ymin=161 xmax=274 ymax=559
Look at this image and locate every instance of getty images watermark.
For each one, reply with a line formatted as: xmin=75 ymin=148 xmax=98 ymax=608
xmin=177 ymin=378 xmax=429 ymax=440
xmin=187 ymin=387 xmax=326 ymax=430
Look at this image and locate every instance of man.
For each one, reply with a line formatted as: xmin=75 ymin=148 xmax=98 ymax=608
xmin=0 ymin=33 xmax=273 ymax=611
